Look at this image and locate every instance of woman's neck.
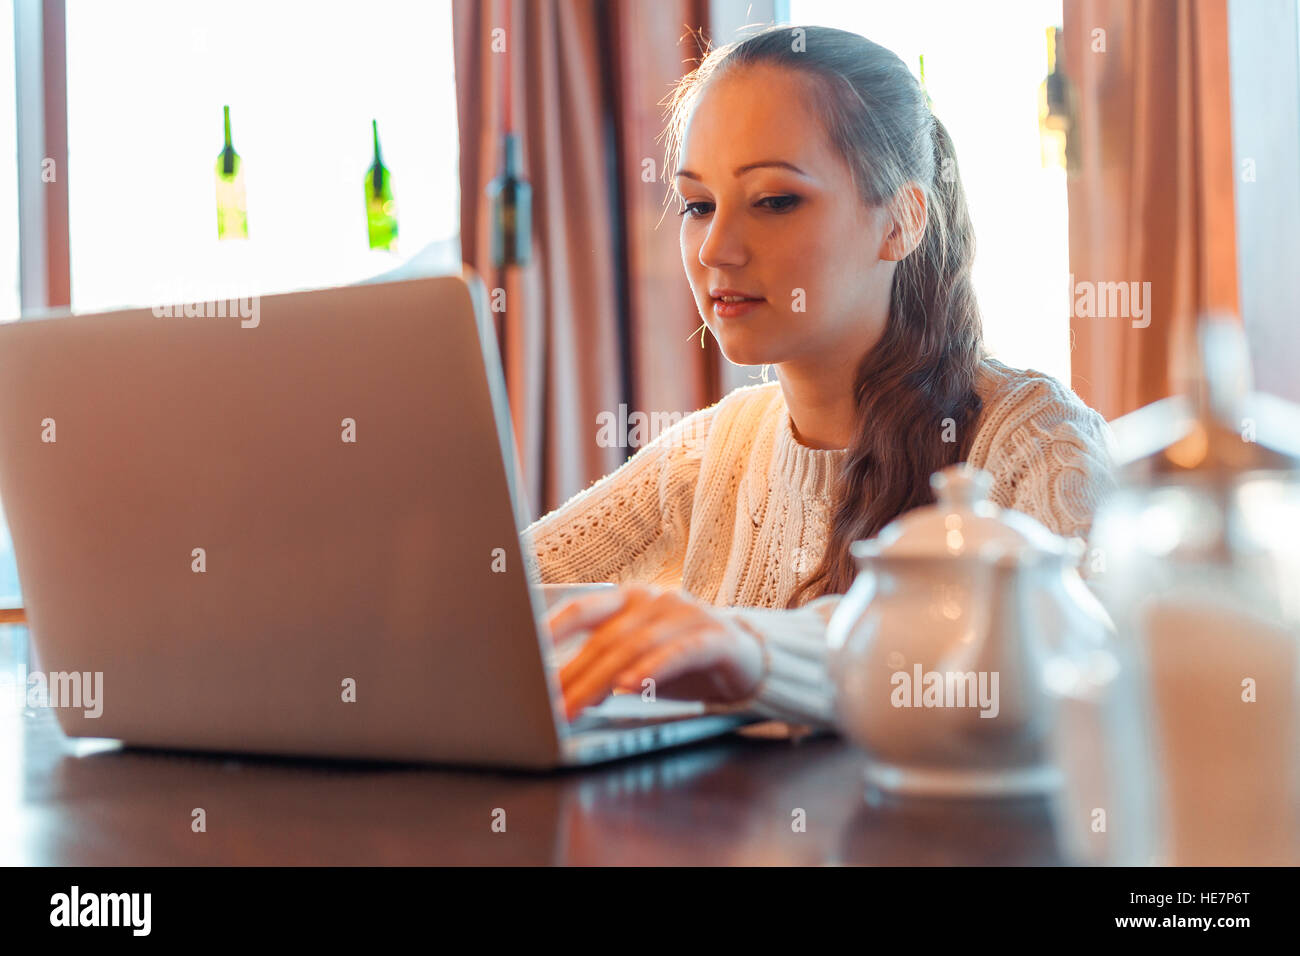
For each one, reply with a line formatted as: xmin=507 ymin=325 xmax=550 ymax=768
xmin=774 ymin=359 xmax=859 ymax=451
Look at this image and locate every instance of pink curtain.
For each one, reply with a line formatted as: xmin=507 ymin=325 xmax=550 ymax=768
xmin=1064 ymin=0 xmax=1240 ymax=420
xmin=453 ymin=0 xmax=720 ymax=519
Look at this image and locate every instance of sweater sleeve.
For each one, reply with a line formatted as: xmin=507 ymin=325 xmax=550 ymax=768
xmin=719 ymin=594 xmax=843 ymax=729
xmin=711 ymin=373 xmax=1115 ymax=731
xmin=520 ymin=402 xmax=718 ymax=587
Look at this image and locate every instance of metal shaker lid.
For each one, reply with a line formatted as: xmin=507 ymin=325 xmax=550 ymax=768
xmin=1108 ymin=315 xmax=1300 ymax=485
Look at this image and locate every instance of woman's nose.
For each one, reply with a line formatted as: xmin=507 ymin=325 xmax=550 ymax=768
xmin=696 ymin=207 xmax=748 ymax=269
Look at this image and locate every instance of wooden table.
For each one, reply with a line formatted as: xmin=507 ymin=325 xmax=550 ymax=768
xmin=4 ymin=708 xmax=1064 ymax=865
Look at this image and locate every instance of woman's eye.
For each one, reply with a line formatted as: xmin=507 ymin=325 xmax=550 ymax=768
xmin=676 ymin=196 xmax=800 ymax=219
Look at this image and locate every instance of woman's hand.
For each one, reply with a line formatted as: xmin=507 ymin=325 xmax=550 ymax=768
xmin=546 ymin=583 xmax=766 ymax=721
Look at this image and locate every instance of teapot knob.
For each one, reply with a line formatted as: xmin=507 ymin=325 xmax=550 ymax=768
xmin=930 ymin=463 xmax=994 ymax=508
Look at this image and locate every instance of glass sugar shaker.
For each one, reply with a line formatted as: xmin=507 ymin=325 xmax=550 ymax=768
xmin=1052 ymin=315 xmax=1300 ymax=865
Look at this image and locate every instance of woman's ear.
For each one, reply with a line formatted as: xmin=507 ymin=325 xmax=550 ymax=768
xmin=878 ymin=183 xmax=928 ymax=261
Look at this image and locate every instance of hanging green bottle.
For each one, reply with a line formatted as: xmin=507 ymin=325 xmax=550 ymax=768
xmin=365 ymin=119 xmax=398 ymax=251
xmin=214 ymin=105 xmax=249 ymax=240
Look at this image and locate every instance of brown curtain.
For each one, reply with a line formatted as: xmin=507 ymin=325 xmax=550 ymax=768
xmin=1064 ymin=0 xmax=1240 ymax=421
xmin=453 ymin=0 xmax=719 ymax=521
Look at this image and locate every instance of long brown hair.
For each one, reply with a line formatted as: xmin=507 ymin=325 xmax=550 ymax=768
xmin=662 ymin=24 xmax=986 ymax=608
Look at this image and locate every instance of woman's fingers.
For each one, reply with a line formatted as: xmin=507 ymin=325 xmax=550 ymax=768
xmin=550 ymin=585 xmax=756 ymax=719
xmin=546 ymin=586 xmax=636 ymax=643
xmin=561 ymin=587 xmax=667 ymax=672
xmin=561 ymin=602 xmax=691 ymax=719
xmin=559 ymin=598 xmax=666 ymax=717
xmin=617 ymin=613 xmax=766 ymax=703
xmin=612 ymin=633 xmax=707 ymax=692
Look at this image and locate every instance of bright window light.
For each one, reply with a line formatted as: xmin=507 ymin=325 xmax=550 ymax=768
xmin=65 ymin=0 xmax=461 ymax=312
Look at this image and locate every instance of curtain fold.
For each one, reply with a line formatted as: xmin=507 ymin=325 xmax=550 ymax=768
xmin=608 ymin=0 xmax=719 ymax=418
xmin=453 ymin=0 xmax=719 ymax=520
xmin=1063 ymin=0 xmax=1240 ymax=421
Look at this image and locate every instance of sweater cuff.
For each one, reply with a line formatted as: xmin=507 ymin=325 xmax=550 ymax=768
xmin=712 ymin=601 xmax=840 ymax=730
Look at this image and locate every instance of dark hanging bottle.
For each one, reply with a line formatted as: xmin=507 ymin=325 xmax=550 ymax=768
xmin=1038 ymin=26 xmax=1079 ymax=173
xmin=214 ymin=105 xmax=248 ymax=240
xmin=487 ymin=132 xmax=532 ymax=268
xmin=365 ymin=119 xmax=399 ymax=252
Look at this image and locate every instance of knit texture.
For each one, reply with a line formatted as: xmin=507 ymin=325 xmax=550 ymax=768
xmin=522 ymin=358 xmax=1115 ymax=728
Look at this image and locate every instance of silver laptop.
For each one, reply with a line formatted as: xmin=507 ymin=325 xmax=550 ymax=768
xmin=0 ymin=271 xmax=756 ymax=768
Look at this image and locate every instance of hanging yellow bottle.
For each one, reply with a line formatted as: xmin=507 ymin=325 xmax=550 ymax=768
xmin=214 ymin=105 xmax=249 ymax=240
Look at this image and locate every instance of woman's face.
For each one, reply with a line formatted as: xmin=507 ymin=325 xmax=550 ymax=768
xmin=676 ymin=65 xmax=906 ymax=370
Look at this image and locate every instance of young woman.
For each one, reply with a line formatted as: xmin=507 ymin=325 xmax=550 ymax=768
xmin=521 ymin=25 xmax=1112 ymax=727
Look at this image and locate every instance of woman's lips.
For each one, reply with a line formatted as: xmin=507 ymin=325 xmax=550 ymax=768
xmin=713 ymin=297 xmax=764 ymax=318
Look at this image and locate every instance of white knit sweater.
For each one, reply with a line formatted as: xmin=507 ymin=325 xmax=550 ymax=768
xmin=520 ymin=358 xmax=1114 ymax=729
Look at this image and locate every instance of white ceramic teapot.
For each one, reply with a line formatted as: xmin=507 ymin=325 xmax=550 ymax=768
xmin=825 ymin=463 xmax=1114 ymax=797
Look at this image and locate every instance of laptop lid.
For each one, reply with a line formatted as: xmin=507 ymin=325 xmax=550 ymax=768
xmin=0 ymin=272 xmax=568 ymax=768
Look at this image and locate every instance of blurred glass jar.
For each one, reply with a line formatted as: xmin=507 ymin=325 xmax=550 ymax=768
xmin=1058 ymin=316 xmax=1300 ymax=865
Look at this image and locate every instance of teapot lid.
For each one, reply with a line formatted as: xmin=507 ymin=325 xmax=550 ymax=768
xmin=849 ymin=463 xmax=1071 ymax=562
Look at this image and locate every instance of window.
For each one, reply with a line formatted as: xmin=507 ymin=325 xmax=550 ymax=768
xmin=784 ymin=0 xmax=1071 ymax=385
xmin=64 ymin=0 xmax=461 ymax=311
xmin=0 ymin=1 xmax=462 ymax=615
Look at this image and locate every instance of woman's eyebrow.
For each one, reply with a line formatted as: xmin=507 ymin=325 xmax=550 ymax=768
xmin=674 ymin=160 xmax=808 ymax=181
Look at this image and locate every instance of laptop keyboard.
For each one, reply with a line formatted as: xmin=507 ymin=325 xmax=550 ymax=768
xmin=565 ymin=693 xmax=710 ymax=733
